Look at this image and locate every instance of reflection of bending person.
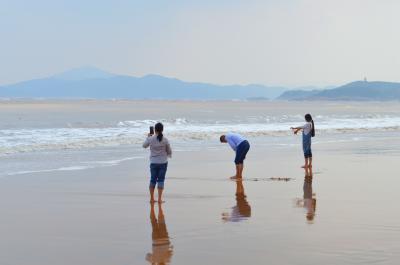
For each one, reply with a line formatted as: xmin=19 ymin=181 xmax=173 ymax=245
xmin=146 ymin=203 xmax=173 ymax=264
xmin=222 ymin=179 xmax=251 ymax=222
xmin=220 ymin=133 xmax=250 ymax=179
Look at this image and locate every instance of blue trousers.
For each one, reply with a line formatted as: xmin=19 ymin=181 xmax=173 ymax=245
xmin=235 ymin=140 xmax=250 ymax=164
xmin=303 ymin=133 xmax=312 ymax=158
xmin=150 ymin=163 xmax=168 ymax=189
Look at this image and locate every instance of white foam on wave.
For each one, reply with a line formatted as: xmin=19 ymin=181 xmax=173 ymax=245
xmin=4 ymin=166 xmax=96 ymax=176
xmin=117 ymin=118 xmax=188 ymax=128
xmin=4 ymin=156 xmax=142 ymax=176
xmin=2 ymin=115 xmax=400 ymax=155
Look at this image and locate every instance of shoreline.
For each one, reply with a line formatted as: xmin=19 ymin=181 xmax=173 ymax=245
xmin=2 ymin=136 xmax=400 ymax=264
xmin=1 ymin=100 xmax=400 ymax=264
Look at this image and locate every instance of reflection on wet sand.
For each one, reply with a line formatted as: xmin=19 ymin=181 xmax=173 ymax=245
xmin=222 ymin=179 xmax=252 ymax=222
xmin=295 ymin=168 xmax=317 ymax=223
xmin=146 ymin=203 xmax=173 ymax=265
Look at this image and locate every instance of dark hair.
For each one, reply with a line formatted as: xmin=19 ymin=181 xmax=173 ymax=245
xmin=220 ymin=135 xmax=225 ymax=142
xmin=155 ymin=122 xmax=164 ymax=142
xmin=305 ymin=114 xmax=315 ymax=137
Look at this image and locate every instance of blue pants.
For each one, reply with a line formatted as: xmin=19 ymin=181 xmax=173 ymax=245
xmin=150 ymin=163 xmax=168 ymax=189
xmin=303 ymin=133 xmax=312 ymax=158
xmin=235 ymin=140 xmax=250 ymax=164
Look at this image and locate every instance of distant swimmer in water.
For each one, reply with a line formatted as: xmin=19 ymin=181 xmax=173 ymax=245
xmin=291 ymin=114 xmax=315 ymax=168
xmin=143 ymin=122 xmax=172 ymax=203
xmin=220 ymin=133 xmax=250 ymax=179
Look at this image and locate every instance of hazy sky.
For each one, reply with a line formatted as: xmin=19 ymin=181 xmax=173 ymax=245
xmin=1 ymin=0 xmax=399 ymax=86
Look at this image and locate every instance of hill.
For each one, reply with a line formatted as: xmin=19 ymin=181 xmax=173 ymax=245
xmin=277 ymin=81 xmax=400 ymax=101
xmin=0 ymin=67 xmax=286 ymax=100
xmin=277 ymin=90 xmax=321 ymax=100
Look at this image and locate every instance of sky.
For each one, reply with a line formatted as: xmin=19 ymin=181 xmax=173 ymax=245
xmin=0 ymin=0 xmax=400 ymax=87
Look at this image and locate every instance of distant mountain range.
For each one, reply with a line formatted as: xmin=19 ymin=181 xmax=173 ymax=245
xmin=0 ymin=67 xmax=286 ymax=100
xmin=1 ymin=67 xmax=399 ymax=101
xmin=278 ymin=81 xmax=400 ymax=101
xmin=276 ymin=89 xmax=321 ymax=101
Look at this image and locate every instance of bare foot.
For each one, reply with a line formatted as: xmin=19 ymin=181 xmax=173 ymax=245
xmin=301 ymin=165 xmax=307 ymax=168
xmin=158 ymin=200 xmax=165 ymax=204
xmin=150 ymin=199 xmax=156 ymax=203
xmin=230 ymin=175 xmax=238 ymax=180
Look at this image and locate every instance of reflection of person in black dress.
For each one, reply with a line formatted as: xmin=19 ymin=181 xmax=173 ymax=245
xmin=146 ymin=203 xmax=173 ymax=265
xmin=295 ymin=167 xmax=317 ymax=223
xmin=222 ymin=179 xmax=251 ymax=222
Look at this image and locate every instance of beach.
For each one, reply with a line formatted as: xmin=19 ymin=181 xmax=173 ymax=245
xmin=1 ymin=100 xmax=400 ymax=264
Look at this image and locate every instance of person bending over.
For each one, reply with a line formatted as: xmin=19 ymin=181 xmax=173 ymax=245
xmin=220 ymin=133 xmax=250 ymax=179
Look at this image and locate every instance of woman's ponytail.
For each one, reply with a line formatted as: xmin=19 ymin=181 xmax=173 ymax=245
xmin=311 ymin=119 xmax=315 ymax=137
xmin=155 ymin=122 xmax=164 ymax=142
xmin=157 ymin=132 xmax=163 ymax=142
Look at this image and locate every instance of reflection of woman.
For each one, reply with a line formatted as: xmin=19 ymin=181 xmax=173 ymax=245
xmin=303 ymin=173 xmax=316 ymax=222
xmin=146 ymin=203 xmax=173 ymax=264
xmin=222 ymin=180 xmax=251 ymax=222
xmin=294 ymin=168 xmax=317 ymax=223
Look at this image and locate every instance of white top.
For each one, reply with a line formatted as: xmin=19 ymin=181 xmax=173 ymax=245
xmin=302 ymin=122 xmax=313 ymax=135
xmin=226 ymin=133 xmax=246 ymax=151
xmin=143 ymin=135 xmax=172 ymax=164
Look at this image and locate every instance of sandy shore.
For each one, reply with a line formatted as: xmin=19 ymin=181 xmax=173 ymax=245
xmin=1 ymin=135 xmax=400 ymax=265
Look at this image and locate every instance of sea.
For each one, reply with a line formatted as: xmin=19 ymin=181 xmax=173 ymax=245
xmin=1 ymin=100 xmax=400 ymax=177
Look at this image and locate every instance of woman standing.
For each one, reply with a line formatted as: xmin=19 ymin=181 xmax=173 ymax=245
xmin=143 ymin=122 xmax=172 ymax=203
xmin=291 ymin=114 xmax=315 ymax=168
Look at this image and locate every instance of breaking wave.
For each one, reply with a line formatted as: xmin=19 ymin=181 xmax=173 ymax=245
xmin=1 ymin=115 xmax=400 ymax=155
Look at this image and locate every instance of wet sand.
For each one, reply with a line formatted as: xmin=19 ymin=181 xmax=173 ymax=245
xmin=1 ymin=136 xmax=400 ymax=264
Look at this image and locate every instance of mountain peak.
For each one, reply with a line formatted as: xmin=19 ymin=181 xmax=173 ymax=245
xmin=52 ymin=66 xmax=115 ymax=81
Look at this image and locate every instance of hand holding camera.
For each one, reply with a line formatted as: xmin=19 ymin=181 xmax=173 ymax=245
xmin=148 ymin=126 xmax=154 ymax=137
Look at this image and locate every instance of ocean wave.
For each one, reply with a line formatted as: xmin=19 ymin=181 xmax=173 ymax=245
xmin=2 ymin=116 xmax=400 ymax=154
xmin=117 ymin=118 xmax=188 ymax=127
xmin=3 ymin=156 xmax=142 ymax=176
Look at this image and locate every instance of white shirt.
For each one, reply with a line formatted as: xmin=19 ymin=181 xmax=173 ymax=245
xmin=226 ymin=133 xmax=246 ymax=151
xmin=302 ymin=122 xmax=313 ymax=135
xmin=143 ymin=135 xmax=172 ymax=164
